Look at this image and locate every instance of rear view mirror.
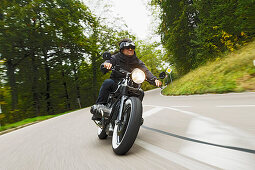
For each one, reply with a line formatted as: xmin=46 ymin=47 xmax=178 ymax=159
xmin=102 ymin=52 xmax=111 ymax=60
xmin=159 ymin=72 xmax=166 ymax=79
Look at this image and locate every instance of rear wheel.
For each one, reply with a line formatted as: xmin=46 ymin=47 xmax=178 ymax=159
xmin=112 ymin=97 xmax=142 ymax=155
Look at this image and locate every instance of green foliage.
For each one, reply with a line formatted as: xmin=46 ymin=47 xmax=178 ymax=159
xmin=152 ymin=0 xmax=198 ymax=76
xmin=0 ymin=0 xmax=134 ymax=125
xmin=150 ymin=0 xmax=255 ymax=76
xmin=192 ymin=0 xmax=254 ymax=60
xmin=162 ymin=40 xmax=255 ymax=95
xmin=0 ymin=0 xmax=91 ymax=124
xmin=134 ymin=41 xmax=164 ymax=91
xmin=0 ymin=0 xmax=160 ymax=126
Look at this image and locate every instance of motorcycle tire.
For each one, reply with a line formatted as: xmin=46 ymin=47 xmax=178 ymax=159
xmin=112 ymin=97 xmax=142 ymax=155
xmin=97 ymin=127 xmax=108 ymax=139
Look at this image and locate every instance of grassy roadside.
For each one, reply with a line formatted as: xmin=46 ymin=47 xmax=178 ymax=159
xmin=162 ymin=40 xmax=255 ymax=95
xmin=0 ymin=110 xmax=79 ymax=135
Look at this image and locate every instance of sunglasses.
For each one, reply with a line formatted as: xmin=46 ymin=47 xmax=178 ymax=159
xmin=123 ymin=45 xmax=135 ymax=50
xmin=120 ymin=42 xmax=136 ymax=50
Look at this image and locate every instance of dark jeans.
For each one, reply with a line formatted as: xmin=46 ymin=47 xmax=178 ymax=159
xmin=96 ymin=79 xmax=144 ymax=105
xmin=96 ymin=79 xmax=117 ymax=104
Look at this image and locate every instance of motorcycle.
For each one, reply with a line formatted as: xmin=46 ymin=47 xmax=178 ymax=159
xmin=93 ymin=52 xmax=166 ymax=155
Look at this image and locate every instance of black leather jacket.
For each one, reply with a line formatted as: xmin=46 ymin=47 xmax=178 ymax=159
xmin=101 ymin=52 xmax=157 ymax=84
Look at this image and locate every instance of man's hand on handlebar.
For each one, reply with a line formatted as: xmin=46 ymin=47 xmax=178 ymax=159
xmin=104 ymin=63 xmax=112 ymax=70
xmin=155 ymin=79 xmax=162 ymax=87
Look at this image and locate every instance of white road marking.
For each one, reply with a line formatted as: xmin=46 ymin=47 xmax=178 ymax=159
xmin=166 ymin=106 xmax=192 ymax=108
xmin=143 ymin=104 xmax=255 ymax=170
xmin=135 ymin=139 xmax=216 ymax=170
xmin=144 ymin=87 xmax=162 ymax=93
xmin=144 ymin=104 xmax=255 ymax=140
xmin=143 ymin=107 xmax=164 ymax=118
xmin=143 ymin=106 xmax=191 ymax=118
xmin=180 ymin=118 xmax=255 ymax=170
xmin=144 ymin=105 xmax=191 ymax=108
xmin=216 ymin=105 xmax=255 ymax=107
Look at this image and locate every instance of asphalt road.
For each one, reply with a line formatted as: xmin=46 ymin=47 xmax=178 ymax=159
xmin=0 ymin=89 xmax=255 ymax=170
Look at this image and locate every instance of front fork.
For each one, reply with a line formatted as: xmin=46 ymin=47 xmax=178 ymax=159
xmin=116 ymin=95 xmax=127 ymax=125
xmin=116 ymin=77 xmax=129 ymax=125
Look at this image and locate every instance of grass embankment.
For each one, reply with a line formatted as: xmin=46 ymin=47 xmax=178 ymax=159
xmin=162 ymin=40 xmax=255 ymax=95
xmin=0 ymin=111 xmax=71 ymax=134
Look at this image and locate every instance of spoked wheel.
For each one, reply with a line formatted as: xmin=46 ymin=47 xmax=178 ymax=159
xmin=112 ymin=97 xmax=142 ymax=155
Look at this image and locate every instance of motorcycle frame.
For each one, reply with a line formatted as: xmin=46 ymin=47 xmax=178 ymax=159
xmin=116 ymin=73 xmax=130 ymax=125
xmin=95 ymin=68 xmax=143 ymax=131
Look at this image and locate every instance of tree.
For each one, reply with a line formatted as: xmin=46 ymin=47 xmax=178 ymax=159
xmin=0 ymin=0 xmax=97 ymax=121
xmin=0 ymin=0 xmax=149 ymax=125
xmin=192 ymin=0 xmax=255 ymax=61
xmin=135 ymin=41 xmax=164 ymax=90
xmin=151 ymin=0 xmax=255 ymax=76
xmin=151 ymin=0 xmax=198 ymax=76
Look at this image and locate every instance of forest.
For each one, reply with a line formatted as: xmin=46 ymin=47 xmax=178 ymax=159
xmin=0 ymin=0 xmax=163 ymax=125
xmin=1 ymin=0 xmax=255 ymax=125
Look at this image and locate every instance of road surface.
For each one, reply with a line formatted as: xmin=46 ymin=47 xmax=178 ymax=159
xmin=0 ymin=89 xmax=255 ymax=170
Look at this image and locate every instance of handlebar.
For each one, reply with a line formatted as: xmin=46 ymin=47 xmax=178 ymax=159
xmin=105 ymin=64 xmax=162 ymax=88
xmin=111 ymin=65 xmax=130 ymax=75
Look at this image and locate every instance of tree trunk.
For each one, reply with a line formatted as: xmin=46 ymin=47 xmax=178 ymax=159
xmin=43 ymin=50 xmax=52 ymax=114
xmin=61 ymin=70 xmax=71 ymax=110
xmin=6 ymin=60 xmax=18 ymax=110
xmin=75 ymin=73 xmax=81 ymax=108
xmin=91 ymin=53 xmax=97 ymax=102
xmin=31 ymin=54 xmax=40 ymax=116
xmin=72 ymin=64 xmax=81 ymax=108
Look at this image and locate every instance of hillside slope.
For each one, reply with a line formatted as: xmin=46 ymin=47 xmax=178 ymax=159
xmin=162 ymin=40 xmax=255 ymax=95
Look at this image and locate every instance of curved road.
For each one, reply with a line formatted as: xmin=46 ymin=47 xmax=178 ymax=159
xmin=0 ymin=89 xmax=255 ymax=169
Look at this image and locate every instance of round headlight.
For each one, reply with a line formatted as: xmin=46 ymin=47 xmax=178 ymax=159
xmin=131 ymin=68 xmax=146 ymax=84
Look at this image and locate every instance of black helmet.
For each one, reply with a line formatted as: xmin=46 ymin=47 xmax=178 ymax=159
xmin=119 ymin=38 xmax=135 ymax=51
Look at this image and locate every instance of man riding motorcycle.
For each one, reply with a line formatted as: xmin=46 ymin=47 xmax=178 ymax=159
xmin=90 ymin=38 xmax=162 ymax=120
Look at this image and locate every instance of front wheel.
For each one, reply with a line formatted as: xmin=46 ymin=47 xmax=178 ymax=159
xmin=112 ymin=97 xmax=143 ymax=155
